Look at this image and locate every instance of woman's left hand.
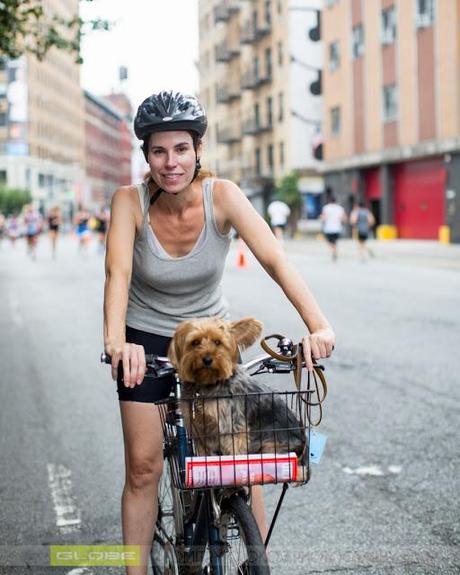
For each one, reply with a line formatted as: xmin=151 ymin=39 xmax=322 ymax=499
xmin=301 ymin=327 xmax=336 ymax=371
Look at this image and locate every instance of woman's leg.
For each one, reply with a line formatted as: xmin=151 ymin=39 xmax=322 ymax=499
xmin=251 ymin=485 xmax=268 ymax=542
xmin=119 ymin=401 xmax=165 ymax=575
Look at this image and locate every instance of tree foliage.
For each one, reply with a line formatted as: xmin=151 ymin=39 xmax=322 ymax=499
xmin=275 ymin=172 xmax=302 ymax=211
xmin=0 ymin=0 xmax=110 ymax=64
xmin=0 ymin=186 xmax=32 ymax=215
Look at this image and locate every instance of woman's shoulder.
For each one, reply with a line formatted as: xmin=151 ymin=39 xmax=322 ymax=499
xmin=209 ymin=177 xmax=241 ymax=202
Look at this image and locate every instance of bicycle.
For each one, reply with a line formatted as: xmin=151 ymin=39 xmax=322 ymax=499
xmin=102 ymin=334 xmax=328 ymax=574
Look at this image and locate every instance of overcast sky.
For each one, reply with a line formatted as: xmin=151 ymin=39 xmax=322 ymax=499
xmin=80 ymin=0 xmax=199 ymax=110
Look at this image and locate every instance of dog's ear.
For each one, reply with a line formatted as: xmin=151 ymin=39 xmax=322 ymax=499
xmin=230 ymin=317 xmax=263 ymax=350
xmin=168 ymin=320 xmax=193 ymax=366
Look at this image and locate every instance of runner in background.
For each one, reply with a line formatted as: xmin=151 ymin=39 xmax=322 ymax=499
xmin=350 ymin=200 xmax=375 ymax=261
xmin=23 ymin=204 xmax=42 ymax=260
xmin=320 ymin=194 xmax=347 ymax=262
xmin=47 ymin=205 xmax=61 ymax=259
xmin=267 ymin=199 xmax=291 ymax=242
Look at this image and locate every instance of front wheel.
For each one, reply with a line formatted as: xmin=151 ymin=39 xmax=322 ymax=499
xmin=217 ymin=494 xmax=270 ymax=575
xmin=151 ymin=461 xmax=184 ymax=575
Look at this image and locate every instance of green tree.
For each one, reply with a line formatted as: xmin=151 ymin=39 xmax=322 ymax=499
xmin=273 ymin=172 xmax=302 ymax=235
xmin=0 ymin=186 xmax=32 ymax=215
xmin=0 ymin=0 xmax=110 ymax=64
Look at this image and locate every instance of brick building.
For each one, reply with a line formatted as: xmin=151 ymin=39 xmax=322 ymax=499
xmin=84 ymin=90 xmax=132 ymax=205
xmin=321 ymin=0 xmax=460 ymax=242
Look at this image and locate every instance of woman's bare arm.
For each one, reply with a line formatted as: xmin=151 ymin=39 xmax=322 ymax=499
xmin=104 ymin=187 xmax=146 ymax=385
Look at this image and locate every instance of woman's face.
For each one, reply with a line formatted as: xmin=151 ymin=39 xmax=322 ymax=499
xmin=147 ymin=130 xmax=201 ymax=193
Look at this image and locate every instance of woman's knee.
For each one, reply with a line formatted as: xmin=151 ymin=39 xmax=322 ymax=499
xmin=126 ymin=456 xmax=164 ymax=492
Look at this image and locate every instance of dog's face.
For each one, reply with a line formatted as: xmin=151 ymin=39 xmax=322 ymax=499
xmin=169 ymin=317 xmax=263 ymax=385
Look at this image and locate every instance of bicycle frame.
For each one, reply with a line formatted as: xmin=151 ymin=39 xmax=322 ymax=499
xmin=169 ymin=371 xmax=246 ymax=574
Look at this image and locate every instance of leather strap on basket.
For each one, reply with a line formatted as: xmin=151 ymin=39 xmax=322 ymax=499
xmin=260 ymin=334 xmax=328 ymax=426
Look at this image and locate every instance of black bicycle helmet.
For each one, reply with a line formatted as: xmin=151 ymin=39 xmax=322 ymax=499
xmin=134 ymin=91 xmax=207 ymax=140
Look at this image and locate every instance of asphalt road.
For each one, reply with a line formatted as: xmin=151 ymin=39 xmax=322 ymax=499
xmin=0 ymin=235 xmax=459 ymax=574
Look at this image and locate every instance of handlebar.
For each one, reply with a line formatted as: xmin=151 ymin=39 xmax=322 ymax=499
xmin=100 ymin=352 xmax=176 ymax=378
xmin=101 ymin=335 xmax=324 ymax=378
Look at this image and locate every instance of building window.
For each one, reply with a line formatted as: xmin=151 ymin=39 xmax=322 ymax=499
xmin=278 ymin=41 xmax=283 ymax=66
xmin=277 ymin=0 xmax=282 ymax=15
xmin=382 ymin=5 xmax=397 ymax=45
xmin=416 ymin=0 xmax=435 ymax=28
xmin=279 ymin=141 xmax=284 ymax=168
xmin=264 ymin=0 xmax=271 ymax=25
xmin=352 ymin=24 xmax=364 ymax=59
xmin=267 ymin=96 xmax=273 ymax=127
xmin=383 ymin=84 xmax=398 ymax=122
xmin=0 ymin=170 xmax=6 ymax=184
xmin=331 ymin=106 xmax=341 ymax=135
xmin=254 ymin=102 xmax=260 ymax=128
xmin=329 ymin=41 xmax=340 ymax=72
xmin=265 ymin=47 xmax=272 ymax=79
xmin=267 ymin=144 xmax=274 ymax=174
xmin=255 ymin=148 xmax=261 ymax=175
xmin=0 ymin=112 xmax=6 ymax=126
xmin=278 ymin=92 xmax=284 ymax=122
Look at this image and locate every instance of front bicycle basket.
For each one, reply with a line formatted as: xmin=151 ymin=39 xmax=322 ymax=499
xmin=158 ymin=390 xmax=312 ymax=490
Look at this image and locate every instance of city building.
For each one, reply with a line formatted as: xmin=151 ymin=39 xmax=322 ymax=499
xmin=198 ymin=0 xmax=324 ymax=217
xmin=105 ymin=92 xmax=133 ymax=185
xmin=84 ymin=90 xmax=132 ymax=205
xmin=321 ymin=0 xmax=460 ymax=242
xmin=0 ymin=0 xmax=85 ymax=218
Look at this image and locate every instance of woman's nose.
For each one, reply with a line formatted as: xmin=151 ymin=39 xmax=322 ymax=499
xmin=165 ymin=152 xmax=177 ymax=167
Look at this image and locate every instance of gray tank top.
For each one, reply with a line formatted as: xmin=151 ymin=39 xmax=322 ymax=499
xmin=126 ymin=178 xmax=232 ymax=336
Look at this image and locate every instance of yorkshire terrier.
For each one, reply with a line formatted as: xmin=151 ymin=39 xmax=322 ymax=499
xmin=168 ymin=317 xmax=307 ymax=465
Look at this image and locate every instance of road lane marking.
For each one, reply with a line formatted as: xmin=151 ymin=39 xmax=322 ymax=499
xmin=47 ymin=464 xmax=82 ymax=534
xmin=8 ymin=292 xmax=24 ymax=327
xmin=342 ymin=464 xmax=402 ymax=477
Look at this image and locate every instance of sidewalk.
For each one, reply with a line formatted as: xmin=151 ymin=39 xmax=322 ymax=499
xmin=283 ymin=237 xmax=460 ymax=270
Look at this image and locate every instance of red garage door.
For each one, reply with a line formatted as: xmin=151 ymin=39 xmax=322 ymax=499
xmin=393 ymin=159 xmax=445 ymax=239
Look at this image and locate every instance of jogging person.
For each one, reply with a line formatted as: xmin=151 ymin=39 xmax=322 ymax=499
xmin=320 ymin=194 xmax=347 ymax=261
xmin=350 ymin=200 xmax=375 ymax=261
xmin=103 ymin=90 xmax=336 ymax=574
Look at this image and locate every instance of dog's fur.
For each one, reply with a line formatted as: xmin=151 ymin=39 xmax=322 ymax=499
xmin=168 ymin=317 xmax=306 ymax=462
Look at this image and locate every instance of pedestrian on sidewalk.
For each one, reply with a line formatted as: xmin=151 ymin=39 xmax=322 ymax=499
xmin=267 ymin=199 xmax=290 ymax=242
xmin=350 ymin=200 xmax=375 ymax=261
xmin=103 ymin=90 xmax=336 ymax=575
xmin=320 ymin=194 xmax=347 ymax=261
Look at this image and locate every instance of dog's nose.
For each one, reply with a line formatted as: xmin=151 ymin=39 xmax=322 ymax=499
xmin=202 ymin=355 xmax=213 ymax=367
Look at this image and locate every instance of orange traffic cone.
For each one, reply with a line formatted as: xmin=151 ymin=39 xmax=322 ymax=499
xmin=236 ymin=240 xmax=248 ymax=269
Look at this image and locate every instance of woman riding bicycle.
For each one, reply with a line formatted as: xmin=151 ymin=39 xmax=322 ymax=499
xmin=103 ymin=90 xmax=336 ymax=575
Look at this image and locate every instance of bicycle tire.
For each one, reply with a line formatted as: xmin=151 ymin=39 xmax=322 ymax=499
xmin=151 ymin=460 xmax=184 ymax=575
xmin=217 ymin=493 xmax=270 ymax=575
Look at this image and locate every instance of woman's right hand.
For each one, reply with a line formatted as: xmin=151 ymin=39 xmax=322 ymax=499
xmin=106 ymin=342 xmax=147 ymax=388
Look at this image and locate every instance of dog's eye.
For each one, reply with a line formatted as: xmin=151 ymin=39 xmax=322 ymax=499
xmin=214 ymin=340 xmax=221 ymax=346
xmin=191 ymin=339 xmax=200 ymax=347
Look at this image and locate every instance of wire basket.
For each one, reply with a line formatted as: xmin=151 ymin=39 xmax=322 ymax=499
xmin=158 ymin=390 xmax=312 ymax=490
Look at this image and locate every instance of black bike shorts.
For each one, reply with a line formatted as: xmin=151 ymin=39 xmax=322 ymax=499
xmin=116 ymin=326 xmax=174 ymax=403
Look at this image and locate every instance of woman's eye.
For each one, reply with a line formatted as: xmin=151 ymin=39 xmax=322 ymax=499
xmin=177 ymin=147 xmax=188 ymax=153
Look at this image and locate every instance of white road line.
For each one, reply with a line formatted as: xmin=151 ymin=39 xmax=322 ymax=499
xmin=66 ymin=570 xmax=94 ymax=575
xmin=47 ymin=463 xmax=82 ymax=534
xmin=8 ymin=292 xmax=24 ymax=327
xmin=341 ymin=464 xmax=403 ymax=477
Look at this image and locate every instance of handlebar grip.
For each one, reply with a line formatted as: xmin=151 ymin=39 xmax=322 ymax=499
xmin=100 ymin=352 xmax=162 ymax=365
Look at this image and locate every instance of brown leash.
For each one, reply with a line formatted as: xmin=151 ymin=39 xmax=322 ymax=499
xmin=260 ymin=334 xmax=328 ymax=426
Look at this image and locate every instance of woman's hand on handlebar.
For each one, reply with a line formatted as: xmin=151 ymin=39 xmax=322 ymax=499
xmin=105 ymin=342 xmax=147 ymax=387
xmin=301 ymin=327 xmax=335 ymax=371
